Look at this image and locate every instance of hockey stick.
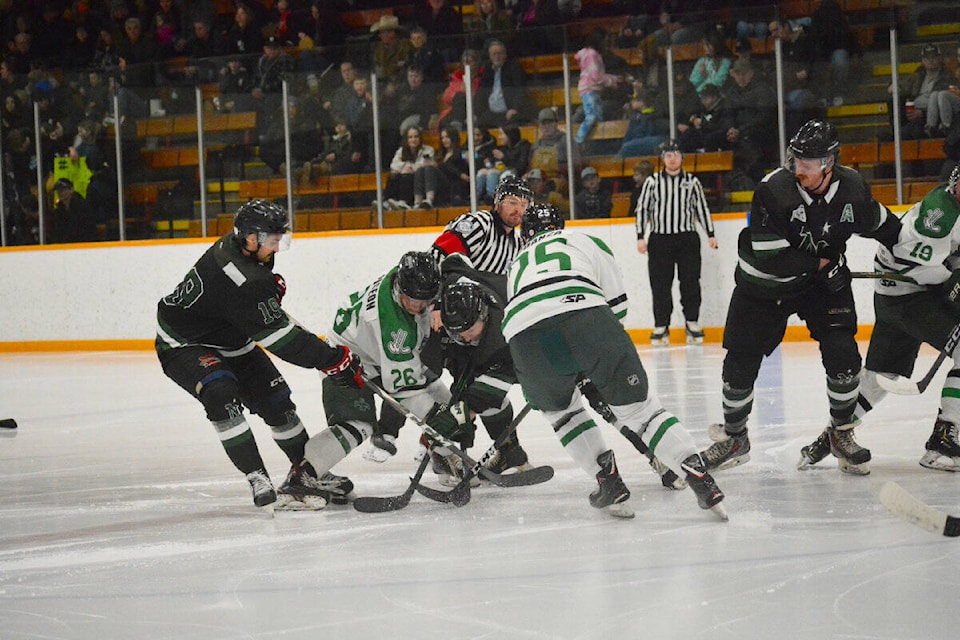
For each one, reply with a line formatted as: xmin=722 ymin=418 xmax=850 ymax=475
xmin=879 ymin=481 xmax=960 ymax=537
xmin=352 ymin=362 xmax=475 ymax=512
xmin=850 ymin=271 xmax=918 ymax=283
xmin=876 ymin=322 xmax=960 ymax=395
xmin=412 ymin=403 xmax=554 ymax=505
xmin=364 ymin=378 xmax=552 ymax=489
xmin=352 ymin=450 xmax=433 ymax=513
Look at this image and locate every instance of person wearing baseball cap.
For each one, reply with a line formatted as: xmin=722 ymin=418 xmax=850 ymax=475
xmin=890 ymin=42 xmax=950 ymax=139
xmin=51 ymin=178 xmax=98 ymax=244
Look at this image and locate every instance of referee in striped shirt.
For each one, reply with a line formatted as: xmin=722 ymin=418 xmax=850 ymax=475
xmin=635 ymin=140 xmax=717 ymax=345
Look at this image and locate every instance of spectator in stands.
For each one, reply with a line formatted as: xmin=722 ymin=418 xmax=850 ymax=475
xmin=297 ymin=0 xmax=345 ymax=68
xmin=618 ymin=88 xmax=668 ymax=157
xmin=492 ymin=124 xmax=532 ymax=179
xmin=524 ymin=165 xmax=568 ymax=213
xmin=724 ymin=58 xmax=777 ymax=185
xmin=925 ymin=42 xmax=960 ymax=138
xmin=515 ymin=0 xmax=561 ymax=56
xmin=51 ymin=178 xmax=97 ymax=244
xmin=414 ymin=0 xmax=465 ymax=36
xmin=33 ymin=83 xmax=71 ymax=171
xmin=426 ymin=124 xmax=471 ymax=207
xmin=677 ymin=83 xmax=731 ymax=153
xmin=252 ymin=36 xmax=295 ymax=132
xmin=0 ymin=59 xmax=27 ymax=101
xmin=8 ymin=193 xmax=39 ymax=245
xmin=222 ymin=2 xmax=263 ymax=58
xmin=83 ymin=151 xmax=119 ymax=240
xmin=2 ymin=94 xmax=29 ymax=132
xmin=317 ymin=117 xmax=368 ymax=175
xmin=215 ymin=55 xmax=254 ymax=113
xmin=371 ymin=15 xmax=410 ymax=86
xmin=574 ymin=166 xmax=612 ymax=219
xmin=325 ymin=61 xmax=358 ymax=121
xmin=689 ymin=31 xmax=730 ymax=94
xmin=263 ymin=0 xmax=300 ymax=47
xmin=181 ymin=19 xmax=221 ymax=85
xmin=342 ymin=73 xmax=375 ymax=156
xmin=116 ymin=17 xmax=159 ymax=118
xmin=528 ymin=106 xmax=573 ymax=195
xmin=770 ymin=19 xmax=820 ymax=136
xmin=383 ymin=125 xmax=436 ymax=210
xmin=574 ymin=28 xmax=624 ymax=146
xmin=891 ymin=44 xmax=952 ymax=141
xmin=406 ymin=26 xmax=446 ymax=85
xmin=8 ymin=31 xmax=33 ymax=76
xmin=396 ymin=65 xmax=438 ymax=134
xmin=149 ymin=8 xmax=181 ymax=58
xmin=473 ymin=126 xmax=500 ymax=203
xmin=437 ymin=48 xmax=483 ymax=132
xmin=465 ymin=0 xmax=515 ymax=51
xmin=4 ymin=127 xmax=36 ymax=204
xmin=476 ymin=39 xmax=534 ymax=128
xmin=93 ymin=28 xmax=121 ymax=75
xmin=628 ymin=159 xmax=655 ymax=216
xmin=64 ymin=24 xmax=98 ymax=71
xmin=809 ymin=0 xmax=857 ymax=107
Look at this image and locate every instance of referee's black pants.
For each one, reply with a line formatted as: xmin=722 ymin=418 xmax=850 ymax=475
xmin=647 ymin=231 xmax=702 ymax=327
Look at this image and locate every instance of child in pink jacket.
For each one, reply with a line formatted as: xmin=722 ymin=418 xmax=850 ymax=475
xmin=574 ymin=29 xmax=623 ymax=145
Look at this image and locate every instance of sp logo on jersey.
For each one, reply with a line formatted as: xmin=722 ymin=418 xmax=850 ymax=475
xmin=561 ymin=293 xmax=587 ymax=303
xmin=388 ymin=328 xmax=412 ymax=355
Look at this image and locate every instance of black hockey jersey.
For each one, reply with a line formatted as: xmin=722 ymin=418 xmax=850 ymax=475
xmin=735 ymin=165 xmax=899 ymax=298
xmin=155 ymin=233 xmax=340 ymax=370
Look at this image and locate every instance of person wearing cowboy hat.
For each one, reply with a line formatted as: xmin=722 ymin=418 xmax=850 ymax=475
xmin=372 ymin=15 xmax=411 ymax=86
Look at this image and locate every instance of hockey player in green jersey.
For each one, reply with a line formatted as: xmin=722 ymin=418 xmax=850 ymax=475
xmin=800 ymin=165 xmax=960 ymax=473
xmin=699 ymin=120 xmax=901 ymax=475
xmin=156 ymin=200 xmax=364 ymax=510
xmin=276 ymin=251 xmax=476 ymax=509
xmin=503 ymin=203 xmax=726 ymax=520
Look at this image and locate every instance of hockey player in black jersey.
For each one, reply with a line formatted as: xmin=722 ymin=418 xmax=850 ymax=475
xmin=155 ymin=200 xmax=363 ymax=510
xmin=699 ymin=120 xmax=901 ymax=475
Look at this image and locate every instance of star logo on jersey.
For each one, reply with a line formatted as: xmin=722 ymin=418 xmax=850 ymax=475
xmin=822 ymin=220 xmax=832 ymax=236
xmin=790 ymin=204 xmax=807 ymax=223
xmin=387 ymin=328 xmax=412 ymax=355
xmin=923 ymin=207 xmax=945 ymax=234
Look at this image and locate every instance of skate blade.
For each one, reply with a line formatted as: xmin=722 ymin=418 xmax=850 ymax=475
xmin=710 ymin=502 xmax=729 ymax=522
xmin=716 ymin=454 xmax=750 ymax=471
xmin=259 ymin=502 xmax=276 ymax=517
xmin=362 ymin=447 xmax=394 ymax=464
xmin=686 ymin=336 xmax=703 ymax=345
xmin=604 ymin=501 xmax=635 ymax=519
xmin=797 ymin=453 xmax=825 ymax=470
xmin=837 ymin=458 xmax=870 ymax=475
xmin=919 ymin=451 xmax=960 ymax=472
xmin=665 ymin=477 xmax=688 ymax=490
xmin=274 ymin=494 xmax=327 ymax=511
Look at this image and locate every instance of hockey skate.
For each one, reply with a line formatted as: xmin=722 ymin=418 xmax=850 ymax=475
xmin=828 ymin=423 xmax=871 ymax=475
xmin=680 ymin=453 xmax=727 ymax=521
xmin=362 ymin=434 xmax=398 ymax=463
xmin=700 ymin=424 xmax=751 ymax=471
xmin=276 ymin=460 xmax=356 ymax=510
xmin=919 ymin=419 xmax=960 ymax=472
xmin=797 ymin=430 xmax=831 ymax=469
xmin=483 ymin=437 xmax=530 ymax=474
xmin=589 ymin=450 xmax=634 ymax=518
xmin=685 ymin=321 xmax=704 ymax=345
xmin=650 ymin=326 xmax=669 ymax=346
xmin=246 ymin=469 xmax=277 ymax=511
xmin=431 ymin=449 xmax=480 ymax=488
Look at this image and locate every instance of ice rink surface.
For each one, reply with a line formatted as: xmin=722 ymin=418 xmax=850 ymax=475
xmin=1 ymin=343 xmax=958 ymax=640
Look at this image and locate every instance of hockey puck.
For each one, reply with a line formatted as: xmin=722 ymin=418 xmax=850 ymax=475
xmin=0 ymin=418 xmax=17 ymax=429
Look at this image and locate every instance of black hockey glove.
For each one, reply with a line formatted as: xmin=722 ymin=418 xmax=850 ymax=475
xmin=818 ymin=253 xmax=851 ymax=294
xmin=425 ymin=400 xmax=475 ymax=442
xmin=320 ymin=345 xmax=364 ymax=388
xmin=942 ymin=270 xmax=960 ymax=310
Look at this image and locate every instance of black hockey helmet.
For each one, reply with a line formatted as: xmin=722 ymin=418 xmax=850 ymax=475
xmin=234 ymin=199 xmax=290 ymax=249
xmin=786 ymin=119 xmax=839 ymax=172
xmin=659 ymin=139 xmax=682 ymax=156
xmin=949 ymin=164 xmax=960 ymax=198
xmin=395 ymin=251 xmax=441 ymax=301
xmin=521 ymin=202 xmax=565 ymax=242
xmin=441 ymin=280 xmax=490 ymax=345
xmin=493 ymin=175 xmax=534 ymax=210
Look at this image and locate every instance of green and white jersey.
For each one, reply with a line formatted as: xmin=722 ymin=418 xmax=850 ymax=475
xmin=874 ymin=185 xmax=960 ymax=297
xmin=328 ymin=267 xmax=436 ymax=412
xmin=502 ymin=229 xmax=629 ymax=340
